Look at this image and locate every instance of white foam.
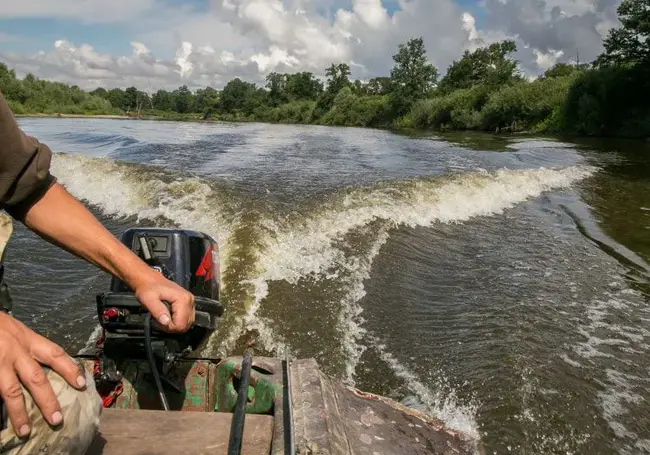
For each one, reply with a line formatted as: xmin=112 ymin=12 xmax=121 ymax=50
xmin=51 ymin=153 xmax=232 ymax=260
xmin=567 ymin=276 xmax=650 ymax=451
xmin=51 ymin=153 xmax=291 ymax=360
xmin=52 ymin=152 xmax=247 ymax=353
xmin=367 ymin=333 xmax=481 ymax=441
xmin=77 ymin=324 xmax=103 ymax=355
xmin=598 ymin=369 xmax=645 ymax=440
xmin=54 ymin=152 xmax=596 ymax=355
xmin=255 ymin=166 xmax=596 ymax=284
xmin=247 ymin=165 xmax=596 ymax=369
xmin=235 ymin=164 xmax=595 ymax=437
xmin=242 ymin=276 xmax=288 ymax=356
xmin=333 ymin=228 xmax=391 ymax=385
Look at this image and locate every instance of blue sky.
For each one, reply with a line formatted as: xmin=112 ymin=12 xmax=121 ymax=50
xmin=0 ymin=0 xmax=618 ymax=90
xmin=0 ymin=19 xmax=133 ymax=56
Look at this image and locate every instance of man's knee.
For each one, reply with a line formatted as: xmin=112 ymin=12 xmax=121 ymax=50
xmin=0 ymin=366 xmax=102 ymax=454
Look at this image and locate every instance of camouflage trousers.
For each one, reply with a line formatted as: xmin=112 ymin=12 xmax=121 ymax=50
xmin=0 ymin=213 xmax=103 ymax=454
xmin=0 ymin=368 xmax=102 ymax=454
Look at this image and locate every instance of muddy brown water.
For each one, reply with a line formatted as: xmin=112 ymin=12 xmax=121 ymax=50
xmin=6 ymin=118 xmax=650 ymax=454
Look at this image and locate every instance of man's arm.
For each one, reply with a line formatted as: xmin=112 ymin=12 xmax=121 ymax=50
xmin=0 ymin=89 xmax=194 ymax=333
xmin=23 ymin=182 xmax=195 ymax=332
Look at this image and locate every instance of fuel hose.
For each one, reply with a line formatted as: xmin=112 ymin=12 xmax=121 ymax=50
xmin=144 ymin=312 xmax=170 ymax=411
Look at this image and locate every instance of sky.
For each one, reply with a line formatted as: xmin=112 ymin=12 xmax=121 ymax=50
xmin=0 ymin=0 xmax=623 ymax=91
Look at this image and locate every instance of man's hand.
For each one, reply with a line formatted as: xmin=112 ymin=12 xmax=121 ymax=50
xmin=133 ymin=272 xmax=195 ymax=333
xmin=0 ymin=312 xmax=86 ymax=437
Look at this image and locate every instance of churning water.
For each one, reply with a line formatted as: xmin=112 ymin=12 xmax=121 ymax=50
xmin=6 ymin=118 xmax=650 ymax=454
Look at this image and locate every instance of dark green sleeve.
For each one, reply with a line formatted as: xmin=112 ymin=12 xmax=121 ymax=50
xmin=0 ymin=90 xmax=57 ymax=221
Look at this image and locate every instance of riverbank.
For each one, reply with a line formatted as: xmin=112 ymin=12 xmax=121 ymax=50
xmin=15 ymin=112 xmax=205 ymax=121
xmin=16 ymin=113 xmax=132 ymax=120
xmin=16 ymin=111 xmax=650 ymax=144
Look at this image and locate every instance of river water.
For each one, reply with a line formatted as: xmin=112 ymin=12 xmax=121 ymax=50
xmin=6 ymin=118 xmax=650 ymax=454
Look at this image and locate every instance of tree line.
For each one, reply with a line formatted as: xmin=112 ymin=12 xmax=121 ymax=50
xmin=1 ymin=0 xmax=648 ymax=137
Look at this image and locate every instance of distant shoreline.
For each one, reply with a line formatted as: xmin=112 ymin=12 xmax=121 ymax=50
xmin=14 ymin=113 xmax=650 ymax=143
xmin=14 ymin=112 xmax=222 ymax=123
xmin=16 ymin=113 xmax=133 ymax=120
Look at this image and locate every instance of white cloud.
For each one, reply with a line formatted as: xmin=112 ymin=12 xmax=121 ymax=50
xmin=175 ymin=42 xmax=194 ymax=78
xmin=1 ymin=40 xmax=181 ymax=89
xmin=353 ymin=0 xmax=390 ymax=29
xmin=543 ymin=0 xmax=596 ymax=17
xmin=462 ymin=12 xmax=480 ymax=42
xmin=480 ymin=0 xmax=621 ymax=72
xmin=251 ymin=46 xmax=301 ymax=73
xmin=0 ymin=0 xmax=625 ymax=90
xmin=0 ymin=0 xmax=156 ymax=23
xmin=534 ymin=48 xmax=565 ymax=70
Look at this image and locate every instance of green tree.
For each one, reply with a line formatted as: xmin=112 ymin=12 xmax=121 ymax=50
xmin=0 ymin=63 xmax=26 ymax=104
xmin=351 ymin=79 xmax=364 ymax=95
xmin=69 ymin=85 xmax=87 ymax=105
xmin=124 ymin=87 xmax=139 ymax=111
xmin=0 ymin=63 xmax=15 ymax=82
xmin=320 ymin=86 xmax=391 ymax=127
xmin=541 ymin=62 xmax=590 ymax=79
xmin=285 ymin=72 xmax=323 ymax=100
xmin=543 ymin=63 xmax=576 ymax=79
xmin=123 ymin=86 xmax=151 ymax=114
xmin=312 ymin=63 xmax=351 ymax=119
xmin=106 ymin=89 xmax=127 ymax=111
xmin=0 ymin=63 xmax=17 ymax=92
xmin=439 ymin=40 xmax=519 ymax=92
xmin=266 ymin=72 xmax=288 ymax=106
xmin=90 ymin=87 xmax=108 ymax=99
xmin=597 ymin=0 xmax=650 ymax=67
xmin=219 ymin=78 xmax=264 ymax=115
xmin=325 ymin=63 xmax=351 ymax=94
xmin=152 ymin=89 xmax=173 ymax=111
xmin=195 ymin=87 xmax=219 ymax=115
xmin=366 ymin=77 xmax=392 ymax=96
xmin=265 ymin=71 xmax=323 ymax=106
xmin=389 ymin=37 xmax=439 ymax=116
xmin=0 ymin=64 xmax=120 ymax=114
xmin=172 ymin=85 xmax=195 ymax=114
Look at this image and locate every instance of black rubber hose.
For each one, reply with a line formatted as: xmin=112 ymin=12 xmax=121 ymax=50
xmin=282 ymin=357 xmax=294 ymax=455
xmin=144 ymin=312 xmax=170 ymax=411
xmin=228 ymin=352 xmax=253 ymax=455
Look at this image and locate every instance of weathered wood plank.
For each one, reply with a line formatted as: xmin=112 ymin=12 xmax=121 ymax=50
xmin=86 ymin=409 xmax=273 ymax=455
xmin=289 ymin=358 xmax=481 ymax=455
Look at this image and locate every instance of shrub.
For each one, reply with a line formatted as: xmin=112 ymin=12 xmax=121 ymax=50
xmin=320 ymin=88 xmax=390 ymax=127
xmin=6 ymin=100 xmax=25 ymax=115
xmin=480 ymin=75 xmax=575 ymax=132
xmin=563 ymin=65 xmax=650 ymax=137
xmin=261 ymin=100 xmax=316 ymax=124
xmin=408 ymin=85 xmax=489 ymax=130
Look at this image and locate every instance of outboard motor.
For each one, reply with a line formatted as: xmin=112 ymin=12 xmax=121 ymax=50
xmin=93 ymin=228 xmax=224 ymax=408
xmin=110 ymin=227 xmax=220 ymax=301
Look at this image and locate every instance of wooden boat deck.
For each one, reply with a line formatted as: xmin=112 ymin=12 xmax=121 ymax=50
xmin=81 ymin=357 xmax=482 ymax=455
xmin=85 ymin=408 xmax=274 ymax=455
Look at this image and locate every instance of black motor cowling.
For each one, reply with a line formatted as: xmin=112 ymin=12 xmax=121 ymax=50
xmin=96 ymin=227 xmax=223 ymax=353
xmin=111 ymin=227 xmax=220 ymax=301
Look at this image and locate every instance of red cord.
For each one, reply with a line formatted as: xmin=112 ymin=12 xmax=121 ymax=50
xmin=93 ymin=327 xmax=123 ymax=408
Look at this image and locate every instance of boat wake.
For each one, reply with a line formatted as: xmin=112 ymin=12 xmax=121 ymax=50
xmin=51 ymin=152 xmax=596 ymax=438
